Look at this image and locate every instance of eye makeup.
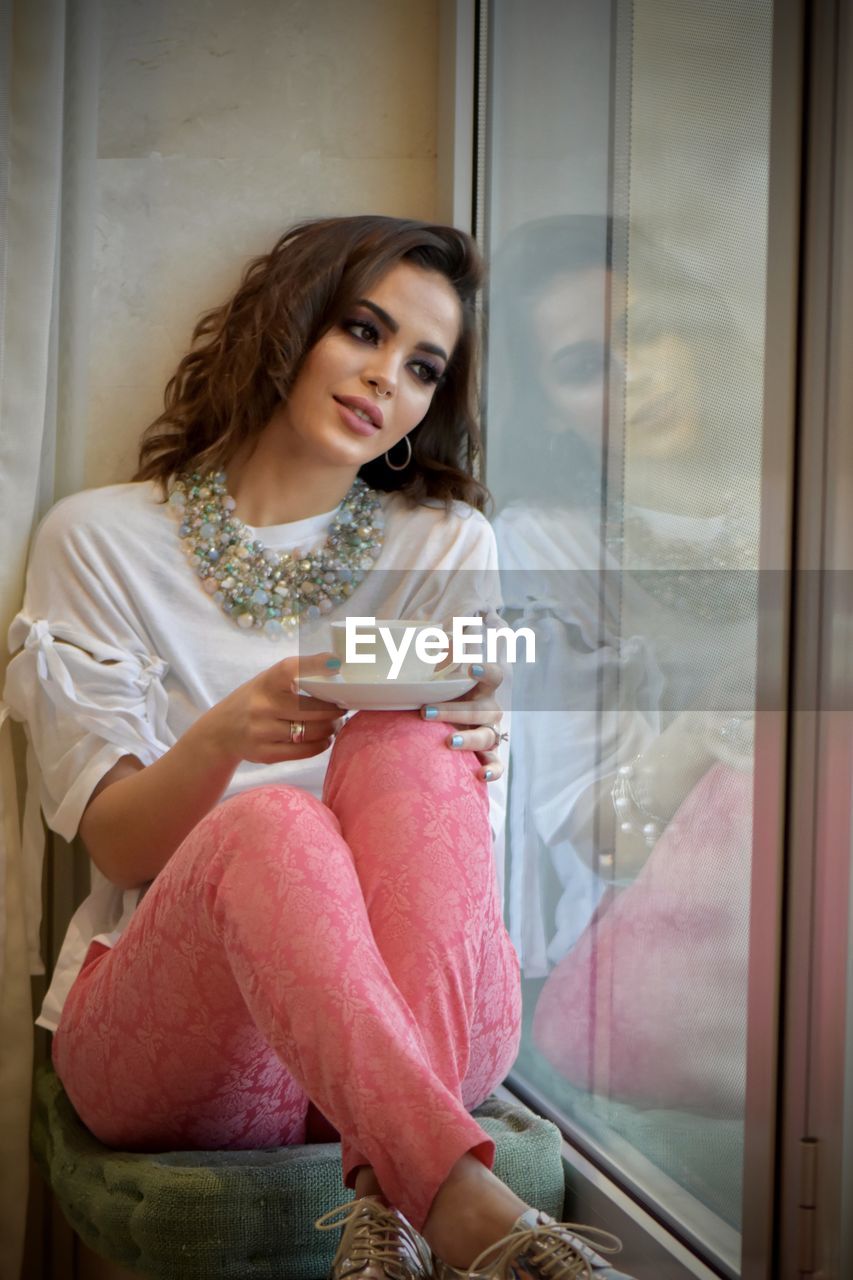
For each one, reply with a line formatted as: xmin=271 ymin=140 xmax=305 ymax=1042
xmin=550 ymin=340 xmax=607 ymax=386
xmin=342 ymin=313 xmax=444 ymax=386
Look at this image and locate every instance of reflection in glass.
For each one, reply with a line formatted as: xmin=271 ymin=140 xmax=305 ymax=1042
xmin=489 ymin=211 xmax=760 ymax=1248
xmin=483 ymin=6 xmax=773 ymax=1264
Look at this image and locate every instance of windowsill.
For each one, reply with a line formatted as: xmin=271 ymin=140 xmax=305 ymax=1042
xmin=494 ymin=1082 xmax=734 ymax=1280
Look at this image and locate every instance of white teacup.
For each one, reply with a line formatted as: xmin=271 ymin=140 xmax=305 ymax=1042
xmin=330 ymin=618 xmax=465 ymax=683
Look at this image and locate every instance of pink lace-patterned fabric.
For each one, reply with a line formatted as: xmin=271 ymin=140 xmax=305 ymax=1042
xmin=52 ymin=709 xmax=522 ymax=1229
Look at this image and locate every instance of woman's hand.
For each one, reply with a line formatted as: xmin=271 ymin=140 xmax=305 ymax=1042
xmin=201 ymin=652 xmax=345 ymax=767
xmin=420 ymin=662 xmax=506 ymax=783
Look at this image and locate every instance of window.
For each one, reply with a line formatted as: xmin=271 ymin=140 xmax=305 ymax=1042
xmin=480 ymin=3 xmax=774 ymax=1272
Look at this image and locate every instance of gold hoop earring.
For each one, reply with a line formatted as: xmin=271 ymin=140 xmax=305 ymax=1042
xmin=385 ymin=435 xmax=412 ymax=472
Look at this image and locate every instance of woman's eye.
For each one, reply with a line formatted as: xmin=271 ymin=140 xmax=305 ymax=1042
xmin=345 ymin=319 xmax=380 ymax=344
xmin=552 ymin=342 xmax=606 ymax=386
xmin=344 ymin=319 xmax=442 ymax=386
xmin=411 ymin=359 xmax=441 ymax=386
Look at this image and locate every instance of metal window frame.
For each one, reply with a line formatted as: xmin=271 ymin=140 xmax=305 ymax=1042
xmin=774 ymin=0 xmax=853 ymax=1276
xmin=436 ymin=0 xmax=478 ymax=231
xmin=739 ymin=0 xmax=806 ymax=1275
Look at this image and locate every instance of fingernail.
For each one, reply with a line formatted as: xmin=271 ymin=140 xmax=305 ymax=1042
xmin=471 ymin=664 xmax=485 ymax=677
xmin=325 ymin=657 xmax=342 ymax=669
xmin=484 ymin=769 xmax=494 ymax=781
xmin=450 ymin=734 xmax=464 ymax=748
xmin=423 ymin=706 xmax=438 ymax=720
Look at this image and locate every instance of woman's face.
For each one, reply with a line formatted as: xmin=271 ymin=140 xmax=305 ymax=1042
xmin=277 ymin=260 xmax=462 ymax=471
xmin=530 ymin=267 xmax=699 ymax=462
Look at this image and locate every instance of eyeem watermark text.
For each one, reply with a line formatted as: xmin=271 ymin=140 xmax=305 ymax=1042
xmin=342 ymin=616 xmax=535 ymax=680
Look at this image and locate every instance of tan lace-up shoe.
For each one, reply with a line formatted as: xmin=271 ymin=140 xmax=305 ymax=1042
xmin=431 ymin=1208 xmax=636 ymax=1279
xmin=316 ymin=1194 xmax=434 ymax=1280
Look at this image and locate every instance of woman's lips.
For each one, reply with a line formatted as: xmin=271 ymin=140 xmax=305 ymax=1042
xmin=335 ymin=399 xmax=381 ymax=437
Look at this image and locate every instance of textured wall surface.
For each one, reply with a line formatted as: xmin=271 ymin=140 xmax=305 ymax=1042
xmin=88 ymin=0 xmax=438 ymax=487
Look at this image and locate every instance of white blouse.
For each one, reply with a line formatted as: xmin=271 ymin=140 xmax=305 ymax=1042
xmin=4 ymin=480 xmax=507 ymax=1031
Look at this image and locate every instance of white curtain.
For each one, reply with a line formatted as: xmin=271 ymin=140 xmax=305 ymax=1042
xmin=0 ymin=1 xmax=99 ymax=1274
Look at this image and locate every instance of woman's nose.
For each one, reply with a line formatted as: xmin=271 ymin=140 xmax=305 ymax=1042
xmin=362 ymin=370 xmax=395 ymax=400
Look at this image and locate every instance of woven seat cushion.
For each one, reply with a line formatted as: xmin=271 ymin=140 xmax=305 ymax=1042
xmin=32 ymin=1063 xmax=564 ymax=1279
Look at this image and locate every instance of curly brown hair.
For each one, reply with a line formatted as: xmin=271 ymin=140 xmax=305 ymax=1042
xmin=134 ymin=215 xmax=491 ymax=513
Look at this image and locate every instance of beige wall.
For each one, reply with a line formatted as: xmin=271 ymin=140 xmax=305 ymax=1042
xmin=88 ymin=0 xmax=439 ymax=488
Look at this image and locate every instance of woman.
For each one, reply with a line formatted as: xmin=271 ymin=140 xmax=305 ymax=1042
xmin=4 ymin=216 xmax=630 ymax=1280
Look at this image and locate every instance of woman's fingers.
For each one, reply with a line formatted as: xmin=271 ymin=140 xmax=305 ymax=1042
xmin=282 ymin=718 xmax=339 ymax=741
xmin=445 ymin=730 xmax=506 ymax=783
xmin=248 ymin=708 xmax=336 ymax=759
xmin=266 ymin=651 xmax=345 ymax=716
xmin=262 ymin=736 xmax=335 ymax=764
xmin=421 ymin=663 xmax=504 ymax=717
xmin=267 ymin=711 xmax=344 ymax=760
xmin=421 ymin=696 xmax=502 ymax=726
xmin=466 ymin=661 xmax=504 ymax=691
xmin=475 ymin=748 xmax=504 ymax=783
xmin=418 ymin=663 xmax=507 ymax=785
xmin=272 ymin=711 xmax=345 ymax=732
xmin=445 ymin=724 xmax=504 ymax=753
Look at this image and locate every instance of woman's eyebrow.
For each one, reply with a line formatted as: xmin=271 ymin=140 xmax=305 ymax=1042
xmin=357 ymin=299 xmax=449 ymax=363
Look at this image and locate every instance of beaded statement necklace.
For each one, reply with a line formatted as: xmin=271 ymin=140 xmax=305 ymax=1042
xmin=603 ymin=501 xmax=758 ymax=625
xmin=169 ymin=470 xmax=385 ymax=637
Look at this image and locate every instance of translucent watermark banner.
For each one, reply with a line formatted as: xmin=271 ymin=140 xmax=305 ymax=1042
xmin=281 ymin=567 xmax=840 ymax=713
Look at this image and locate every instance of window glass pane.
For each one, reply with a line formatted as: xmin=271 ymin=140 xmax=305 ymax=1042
xmin=484 ymin=1 xmax=773 ymax=1269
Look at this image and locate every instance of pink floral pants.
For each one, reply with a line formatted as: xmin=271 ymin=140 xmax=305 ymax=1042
xmin=52 ymin=710 xmax=522 ymax=1229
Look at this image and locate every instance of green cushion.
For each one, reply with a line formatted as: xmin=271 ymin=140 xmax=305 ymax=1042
xmin=32 ymin=1063 xmax=564 ymax=1279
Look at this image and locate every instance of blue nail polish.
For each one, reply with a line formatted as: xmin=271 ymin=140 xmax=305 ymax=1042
xmin=325 ymin=657 xmax=342 ymax=669
xmin=423 ymin=706 xmax=438 ymax=720
xmin=451 ymin=734 xmax=464 ymax=748
xmin=471 ymin=663 xmax=485 ymax=677
xmin=484 ymin=769 xmax=494 ymax=781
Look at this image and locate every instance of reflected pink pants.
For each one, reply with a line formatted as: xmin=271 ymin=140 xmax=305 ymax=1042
xmin=52 ymin=710 xmax=522 ymax=1229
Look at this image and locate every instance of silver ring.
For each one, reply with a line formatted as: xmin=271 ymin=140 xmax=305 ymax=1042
xmin=488 ymin=722 xmax=508 ymax=749
xmin=289 ymin=720 xmax=306 ymax=744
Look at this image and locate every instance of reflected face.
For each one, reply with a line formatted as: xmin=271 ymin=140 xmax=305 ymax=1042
xmin=530 ymin=268 xmax=699 ymax=460
xmin=278 ymin=261 xmax=462 ymax=470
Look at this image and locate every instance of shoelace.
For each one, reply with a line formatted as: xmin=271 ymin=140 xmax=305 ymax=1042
xmin=467 ymin=1221 xmax=623 ymax=1280
xmin=315 ymin=1198 xmax=429 ymax=1280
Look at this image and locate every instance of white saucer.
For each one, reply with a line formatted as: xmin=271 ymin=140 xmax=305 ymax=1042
xmin=295 ymin=673 xmax=477 ymax=711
